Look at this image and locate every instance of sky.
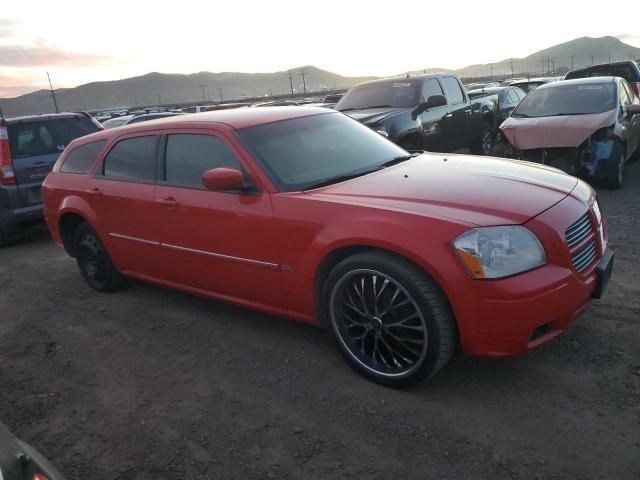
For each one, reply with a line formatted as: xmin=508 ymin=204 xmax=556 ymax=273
xmin=1 ymin=0 xmax=639 ymax=98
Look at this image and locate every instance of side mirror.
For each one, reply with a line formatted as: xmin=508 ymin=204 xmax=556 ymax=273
xmin=202 ymin=168 xmax=245 ymax=191
xmin=413 ymin=95 xmax=447 ymax=118
xmin=627 ymin=104 xmax=640 ymax=115
xmin=425 ymin=95 xmax=447 ymax=109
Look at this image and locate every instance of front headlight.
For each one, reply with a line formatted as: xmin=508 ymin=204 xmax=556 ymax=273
xmin=453 ymin=226 xmax=546 ymax=279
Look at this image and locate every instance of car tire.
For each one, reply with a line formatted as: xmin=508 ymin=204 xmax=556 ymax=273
xmin=73 ymin=223 xmax=122 ymax=292
xmin=604 ymin=142 xmax=625 ymax=189
xmin=323 ymin=251 xmax=457 ymax=388
xmin=471 ymin=121 xmax=493 ymax=155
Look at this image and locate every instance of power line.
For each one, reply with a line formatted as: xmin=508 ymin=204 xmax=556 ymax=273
xmin=298 ymin=67 xmax=308 ymax=95
xmin=286 ymin=70 xmax=294 ymax=97
xmin=46 ymin=72 xmax=59 ymax=113
xmin=198 ymin=84 xmax=207 ymax=102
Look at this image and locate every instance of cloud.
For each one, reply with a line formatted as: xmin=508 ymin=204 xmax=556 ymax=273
xmin=0 ymin=44 xmax=116 ymax=67
xmin=0 ymin=18 xmax=19 ymax=38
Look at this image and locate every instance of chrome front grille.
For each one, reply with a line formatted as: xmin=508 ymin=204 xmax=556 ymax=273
xmin=565 ymin=211 xmax=598 ymax=273
xmin=565 ymin=213 xmax=592 ymax=248
xmin=571 ymin=241 xmax=597 ymax=272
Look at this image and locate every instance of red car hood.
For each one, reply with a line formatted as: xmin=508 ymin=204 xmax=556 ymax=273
xmin=500 ymin=109 xmax=618 ymax=150
xmin=305 ymin=154 xmax=578 ymax=226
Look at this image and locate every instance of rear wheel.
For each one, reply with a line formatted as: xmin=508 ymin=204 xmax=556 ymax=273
xmin=73 ymin=223 xmax=122 ymax=292
xmin=324 ymin=251 xmax=457 ymax=388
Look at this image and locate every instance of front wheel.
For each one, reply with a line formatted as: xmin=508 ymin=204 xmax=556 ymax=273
xmin=604 ymin=142 xmax=625 ymax=189
xmin=73 ymin=223 xmax=122 ymax=292
xmin=324 ymin=251 xmax=457 ymax=387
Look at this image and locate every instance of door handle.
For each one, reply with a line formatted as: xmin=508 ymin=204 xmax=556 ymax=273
xmin=85 ymin=188 xmax=103 ymax=197
xmin=444 ymin=113 xmax=453 ymax=119
xmin=156 ymin=197 xmax=179 ymax=207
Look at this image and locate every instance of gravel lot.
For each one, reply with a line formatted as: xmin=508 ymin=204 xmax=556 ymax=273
xmin=1 ymin=161 xmax=639 ymax=480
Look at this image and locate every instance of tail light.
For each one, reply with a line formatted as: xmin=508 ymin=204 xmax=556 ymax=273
xmin=631 ymin=82 xmax=640 ymax=98
xmin=32 ymin=474 xmax=49 ymax=480
xmin=0 ymin=120 xmax=16 ymax=185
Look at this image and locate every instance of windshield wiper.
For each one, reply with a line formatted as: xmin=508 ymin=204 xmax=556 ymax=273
xmin=303 ymin=167 xmax=382 ymax=190
xmin=379 ymin=153 xmax=419 ymax=168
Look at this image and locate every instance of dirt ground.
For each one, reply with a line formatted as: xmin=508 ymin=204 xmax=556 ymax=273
xmin=1 ymin=162 xmax=639 ymax=480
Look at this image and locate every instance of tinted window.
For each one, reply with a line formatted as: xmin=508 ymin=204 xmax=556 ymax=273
xmin=441 ymin=77 xmax=465 ymax=104
xmin=566 ymin=63 xmax=640 ymax=83
xmin=165 ymin=134 xmax=242 ymax=188
xmin=60 ymin=140 xmax=106 ymax=174
xmin=507 ymin=89 xmax=520 ymax=103
xmin=512 ymin=83 xmax=616 ymax=118
xmin=513 ymin=87 xmax=526 ymax=100
xmin=622 ymin=81 xmax=639 ymax=104
xmin=238 ymin=113 xmax=406 ymax=192
xmin=619 ymin=83 xmax=631 ymax=106
xmin=336 ymin=80 xmax=420 ymax=110
xmin=7 ymin=116 xmax=100 ymax=159
xmin=100 ymin=136 xmax=157 ymax=182
xmin=421 ymin=79 xmax=445 ymax=102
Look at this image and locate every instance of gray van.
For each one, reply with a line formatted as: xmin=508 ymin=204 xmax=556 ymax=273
xmin=0 ymin=112 xmax=102 ymax=246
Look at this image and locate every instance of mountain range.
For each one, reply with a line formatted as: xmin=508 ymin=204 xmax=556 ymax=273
xmin=1 ymin=36 xmax=639 ymax=117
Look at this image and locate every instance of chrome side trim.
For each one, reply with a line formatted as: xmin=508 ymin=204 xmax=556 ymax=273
xmin=162 ymin=242 xmax=279 ymax=269
xmin=109 ymin=232 xmax=160 ymax=246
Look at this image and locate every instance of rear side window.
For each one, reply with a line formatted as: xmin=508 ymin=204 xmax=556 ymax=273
xmin=441 ymin=77 xmax=465 ymax=104
xmin=60 ymin=140 xmax=106 ymax=174
xmin=165 ymin=134 xmax=242 ymax=188
xmin=7 ymin=116 xmax=100 ymax=159
xmin=566 ymin=64 xmax=640 ymax=83
xmin=99 ymin=136 xmax=157 ymax=182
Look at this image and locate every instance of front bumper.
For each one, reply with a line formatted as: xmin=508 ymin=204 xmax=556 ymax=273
xmin=454 ymin=261 xmax=600 ymax=357
xmin=450 ymin=191 xmax=609 ymax=357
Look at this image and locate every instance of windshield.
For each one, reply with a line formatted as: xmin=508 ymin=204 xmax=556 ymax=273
xmin=511 ymin=81 xmax=544 ymax=94
xmin=237 ymin=112 xmax=408 ymax=192
xmin=512 ymin=83 xmax=616 ymax=117
xmin=336 ymin=80 xmax=419 ymax=110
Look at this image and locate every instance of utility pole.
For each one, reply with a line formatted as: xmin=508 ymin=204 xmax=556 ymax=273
xmin=551 ymin=57 xmax=555 ymax=74
xmin=608 ymin=51 xmax=612 ymax=63
xmin=591 ymin=52 xmax=595 ymax=65
xmin=510 ymin=59 xmax=514 ymax=78
xmin=570 ymin=55 xmax=576 ymax=70
xmin=540 ymin=57 xmax=545 ymax=76
xmin=298 ymin=67 xmax=308 ymax=95
xmin=286 ymin=70 xmax=294 ymax=97
xmin=46 ymin=72 xmax=59 ymax=113
xmin=198 ymin=84 xmax=207 ymax=102
xmin=218 ymin=87 xmax=223 ymax=102
xmin=157 ymin=94 xmax=161 ymax=105
xmin=489 ymin=63 xmax=493 ymax=80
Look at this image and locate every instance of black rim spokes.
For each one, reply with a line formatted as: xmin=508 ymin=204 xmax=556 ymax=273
xmin=338 ymin=272 xmax=427 ymax=374
xmin=79 ymin=234 xmax=107 ymax=282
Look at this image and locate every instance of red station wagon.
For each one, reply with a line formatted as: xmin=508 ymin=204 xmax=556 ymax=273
xmin=42 ymin=107 xmax=613 ymax=387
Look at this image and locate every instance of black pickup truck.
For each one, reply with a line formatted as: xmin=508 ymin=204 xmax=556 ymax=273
xmin=335 ymin=73 xmax=518 ymax=155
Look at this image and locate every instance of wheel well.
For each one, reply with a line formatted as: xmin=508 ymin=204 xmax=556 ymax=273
xmin=314 ymin=245 xmax=449 ymax=328
xmin=59 ymin=213 xmax=87 ymax=257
